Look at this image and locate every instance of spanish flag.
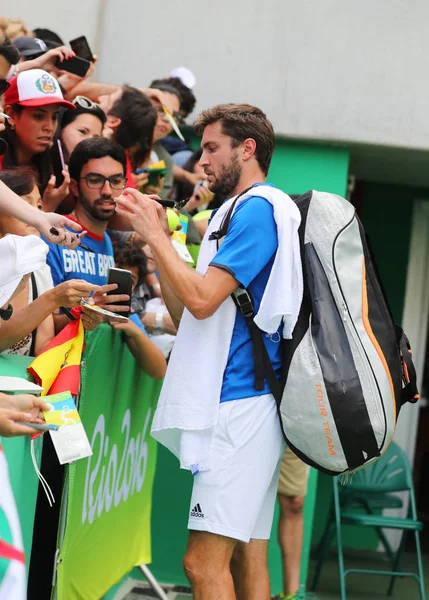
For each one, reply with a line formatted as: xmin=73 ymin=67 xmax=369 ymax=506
xmin=27 ymin=319 xmax=84 ymax=396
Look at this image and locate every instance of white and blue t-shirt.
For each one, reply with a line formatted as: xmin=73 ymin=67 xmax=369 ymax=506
xmin=45 ymin=224 xmax=114 ymax=287
xmin=210 ymin=186 xmax=282 ymax=403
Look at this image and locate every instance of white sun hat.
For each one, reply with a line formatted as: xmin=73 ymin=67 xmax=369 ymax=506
xmin=169 ymin=66 xmax=196 ymax=90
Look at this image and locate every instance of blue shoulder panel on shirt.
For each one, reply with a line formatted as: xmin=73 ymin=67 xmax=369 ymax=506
xmin=209 ymin=196 xmax=278 ymax=288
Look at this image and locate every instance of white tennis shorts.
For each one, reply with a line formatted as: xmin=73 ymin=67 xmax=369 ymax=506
xmin=188 ymin=393 xmax=286 ymax=543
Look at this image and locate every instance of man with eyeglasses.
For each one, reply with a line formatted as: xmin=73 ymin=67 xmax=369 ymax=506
xmin=45 ymin=137 xmax=130 ymax=332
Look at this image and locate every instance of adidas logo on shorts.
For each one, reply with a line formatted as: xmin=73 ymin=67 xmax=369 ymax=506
xmin=190 ymin=503 xmax=204 ymax=518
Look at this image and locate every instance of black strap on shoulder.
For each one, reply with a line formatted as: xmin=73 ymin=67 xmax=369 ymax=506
xmin=209 ymin=185 xmax=257 ymax=242
xmin=29 ymin=272 xmax=38 ymax=357
xmin=233 ymin=288 xmax=283 ymax=401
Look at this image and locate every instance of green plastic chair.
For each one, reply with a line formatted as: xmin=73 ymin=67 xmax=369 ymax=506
xmin=312 ymin=472 xmax=404 ymax=580
xmin=311 ymin=442 xmax=425 ymax=599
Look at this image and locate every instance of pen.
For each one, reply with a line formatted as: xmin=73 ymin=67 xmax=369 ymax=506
xmin=20 ymin=422 xmax=59 ymax=432
xmin=79 ymin=242 xmax=95 ymax=253
xmin=162 ymin=105 xmax=185 ymax=142
xmin=49 ymin=228 xmax=94 ymax=253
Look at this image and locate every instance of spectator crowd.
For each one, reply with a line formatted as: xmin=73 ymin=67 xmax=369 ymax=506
xmin=0 ymin=14 xmax=213 ymax=598
xmin=0 ymin=15 xmax=309 ymax=600
xmin=0 ymin=16 xmax=214 ymax=372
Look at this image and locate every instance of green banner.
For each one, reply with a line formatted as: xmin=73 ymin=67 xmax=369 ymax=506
xmin=0 ymin=354 xmax=43 ymax=565
xmin=56 ymin=325 xmax=162 ymax=600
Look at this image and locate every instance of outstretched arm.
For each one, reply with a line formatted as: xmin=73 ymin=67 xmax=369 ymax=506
xmin=111 ymin=320 xmax=167 ymax=380
xmin=0 ymin=180 xmax=83 ymax=248
xmin=116 ymin=190 xmax=238 ymax=320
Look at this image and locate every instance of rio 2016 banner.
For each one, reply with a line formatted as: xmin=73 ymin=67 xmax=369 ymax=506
xmin=55 ymin=325 xmax=162 ymax=600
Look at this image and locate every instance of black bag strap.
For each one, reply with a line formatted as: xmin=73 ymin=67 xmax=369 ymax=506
xmin=398 ymin=329 xmax=419 ymax=405
xmin=29 ymin=272 xmax=38 ymax=357
xmin=232 ymin=287 xmax=283 ymax=402
xmin=210 ymin=184 xmax=283 ymax=402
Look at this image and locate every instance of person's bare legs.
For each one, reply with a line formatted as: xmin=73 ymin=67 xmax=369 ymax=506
xmin=230 ymin=539 xmax=270 ymax=600
xmin=277 ymin=494 xmax=304 ymax=595
xmin=183 ymin=530 xmax=237 ymax=600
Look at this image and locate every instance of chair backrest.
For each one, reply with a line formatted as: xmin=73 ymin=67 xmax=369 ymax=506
xmin=342 ymin=441 xmax=412 ymax=493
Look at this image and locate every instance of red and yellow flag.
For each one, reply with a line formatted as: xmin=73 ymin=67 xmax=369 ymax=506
xmin=27 ymin=319 xmax=84 ymax=396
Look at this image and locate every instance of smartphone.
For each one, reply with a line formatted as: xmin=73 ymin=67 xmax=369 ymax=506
xmin=55 ymin=55 xmax=91 ymax=77
xmin=69 ymin=36 xmax=94 ymax=62
xmin=107 ymin=268 xmax=132 ymax=318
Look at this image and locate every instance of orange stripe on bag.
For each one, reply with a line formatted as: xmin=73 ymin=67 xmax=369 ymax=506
xmin=362 ymin=259 xmax=396 ymax=425
xmin=402 ymin=356 xmax=410 ymax=384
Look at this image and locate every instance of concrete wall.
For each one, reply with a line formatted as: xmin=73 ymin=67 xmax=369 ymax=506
xmin=6 ymin=1 xmax=102 ymax=52
xmin=9 ymin=0 xmax=429 ymax=153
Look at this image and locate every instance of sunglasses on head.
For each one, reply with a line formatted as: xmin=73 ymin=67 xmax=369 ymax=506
xmin=0 ymin=80 xmax=10 ymax=96
xmin=72 ymin=95 xmax=102 ymax=111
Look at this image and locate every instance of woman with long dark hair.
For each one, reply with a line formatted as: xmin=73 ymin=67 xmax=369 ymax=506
xmin=1 ymin=68 xmax=75 ymax=212
xmin=50 ymin=96 xmax=107 ymax=213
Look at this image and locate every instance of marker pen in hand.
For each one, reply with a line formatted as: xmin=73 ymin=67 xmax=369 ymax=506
xmin=20 ymin=422 xmax=59 ymax=432
xmin=49 ymin=227 xmax=93 ymax=250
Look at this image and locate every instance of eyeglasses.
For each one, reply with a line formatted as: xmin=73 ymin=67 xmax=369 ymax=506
xmin=0 ymin=80 xmax=10 ymax=96
xmin=174 ymin=113 xmax=185 ymax=125
xmin=72 ymin=96 xmax=102 ymax=111
xmin=81 ymin=173 xmax=127 ymax=190
xmin=156 ymin=105 xmax=183 ymax=125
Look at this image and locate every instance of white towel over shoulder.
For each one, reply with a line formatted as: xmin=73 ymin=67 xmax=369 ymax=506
xmin=151 ymin=185 xmax=303 ymax=472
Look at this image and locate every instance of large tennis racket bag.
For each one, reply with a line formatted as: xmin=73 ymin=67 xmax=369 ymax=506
xmin=217 ymin=189 xmax=419 ymax=476
xmin=279 ymin=190 xmax=418 ymax=475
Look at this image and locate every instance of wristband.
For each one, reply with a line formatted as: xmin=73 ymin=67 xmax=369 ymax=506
xmin=151 ymin=283 xmax=161 ymax=291
xmin=155 ymin=312 xmax=164 ymax=331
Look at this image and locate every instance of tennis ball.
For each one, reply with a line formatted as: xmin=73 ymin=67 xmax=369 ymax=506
xmin=166 ymin=208 xmax=180 ymax=231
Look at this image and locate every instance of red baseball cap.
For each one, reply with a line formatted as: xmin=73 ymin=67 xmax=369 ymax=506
xmin=4 ymin=69 xmax=75 ymax=110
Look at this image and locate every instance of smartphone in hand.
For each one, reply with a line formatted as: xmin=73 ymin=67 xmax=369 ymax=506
xmin=107 ymin=268 xmax=133 ymax=318
xmin=55 ymin=55 xmax=91 ymax=77
xmin=69 ymin=36 xmax=94 ymax=62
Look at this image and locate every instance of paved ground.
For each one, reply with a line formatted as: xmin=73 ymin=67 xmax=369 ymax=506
xmin=122 ymin=552 xmax=428 ymax=600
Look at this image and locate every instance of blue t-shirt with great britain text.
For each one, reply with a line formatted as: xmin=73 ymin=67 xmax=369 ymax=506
xmin=45 ymin=229 xmax=114 ymax=287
